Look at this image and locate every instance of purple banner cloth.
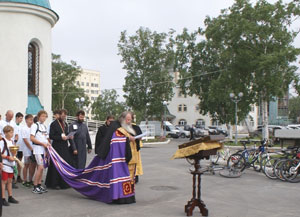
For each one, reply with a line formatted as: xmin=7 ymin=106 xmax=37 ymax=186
xmin=45 ymin=132 xmax=134 ymax=203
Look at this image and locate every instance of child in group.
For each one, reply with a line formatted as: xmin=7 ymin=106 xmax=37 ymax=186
xmin=0 ymin=125 xmax=19 ymax=206
xmin=20 ymin=114 xmax=36 ymax=187
xmin=30 ymin=110 xmax=51 ymax=194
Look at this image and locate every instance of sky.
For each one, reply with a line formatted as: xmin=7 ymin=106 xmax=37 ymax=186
xmin=50 ymin=0 xmax=300 ymax=98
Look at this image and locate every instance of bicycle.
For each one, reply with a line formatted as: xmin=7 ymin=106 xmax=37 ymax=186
xmin=263 ymin=147 xmax=298 ymax=180
xmin=263 ymin=146 xmax=300 ymax=180
xmin=227 ymin=140 xmax=267 ymax=172
xmin=280 ymin=156 xmax=300 ymax=183
xmin=210 ymin=146 xmax=231 ymax=165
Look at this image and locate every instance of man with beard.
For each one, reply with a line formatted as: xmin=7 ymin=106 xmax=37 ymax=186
xmin=45 ymin=109 xmax=74 ymax=189
xmin=69 ymin=110 xmax=92 ymax=169
xmin=95 ymin=115 xmax=114 ymax=154
xmin=97 ymin=111 xmax=141 ymax=204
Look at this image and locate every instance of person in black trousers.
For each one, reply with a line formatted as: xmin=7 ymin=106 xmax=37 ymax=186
xmin=190 ymin=125 xmax=195 ymax=141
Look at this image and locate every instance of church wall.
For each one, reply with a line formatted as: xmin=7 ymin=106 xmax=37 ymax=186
xmin=0 ymin=3 xmax=57 ymax=119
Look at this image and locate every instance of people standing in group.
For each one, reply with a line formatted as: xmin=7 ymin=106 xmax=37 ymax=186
xmin=30 ymin=110 xmax=50 ymax=194
xmin=69 ymin=110 xmax=92 ymax=169
xmin=20 ymin=114 xmax=36 ymax=188
xmin=95 ymin=115 xmax=114 ymax=154
xmin=15 ymin=112 xmax=24 ymax=184
xmin=0 ymin=126 xmax=19 ymax=206
xmin=45 ymin=109 xmax=74 ymax=190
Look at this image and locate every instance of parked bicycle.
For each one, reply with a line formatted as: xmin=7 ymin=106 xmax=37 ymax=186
xmin=263 ymin=146 xmax=299 ymax=180
xmin=227 ymin=139 xmax=268 ymax=172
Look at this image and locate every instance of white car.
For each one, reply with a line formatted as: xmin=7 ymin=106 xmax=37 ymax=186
xmin=175 ymin=127 xmax=190 ymax=138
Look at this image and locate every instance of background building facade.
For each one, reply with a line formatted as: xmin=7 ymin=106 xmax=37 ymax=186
xmin=76 ymin=69 xmax=101 ymax=119
xmin=167 ymin=72 xmax=258 ymax=132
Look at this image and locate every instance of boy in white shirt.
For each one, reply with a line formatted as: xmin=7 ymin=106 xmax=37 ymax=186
xmin=0 ymin=126 xmax=19 ymax=206
xmin=30 ymin=110 xmax=51 ymax=194
xmin=20 ymin=114 xmax=36 ymax=187
xmin=15 ymin=112 xmax=24 ymax=183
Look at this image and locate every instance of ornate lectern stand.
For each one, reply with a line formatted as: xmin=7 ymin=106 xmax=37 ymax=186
xmin=172 ymin=136 xmax=224 ymax=217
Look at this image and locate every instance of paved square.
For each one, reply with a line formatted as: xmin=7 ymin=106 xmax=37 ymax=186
xmin=3 ymin=139 xmax=299 ymax=217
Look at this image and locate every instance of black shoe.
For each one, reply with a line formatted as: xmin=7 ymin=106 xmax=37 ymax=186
xmin=135 ymin=176 xmax=139 ymax=184
xmin=2 ymin=199 xmax=9 ymax=206
xmin=8 ymin=196 xmax=19 ymax=204
xmin=17 ymin=176 xmax=23 ymax=183
xmin=12 ymin=183 xmax=18 ymax=189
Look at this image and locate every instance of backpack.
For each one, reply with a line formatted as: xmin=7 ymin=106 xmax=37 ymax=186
xmin=1 ymin=138 xmax=10 ymax=156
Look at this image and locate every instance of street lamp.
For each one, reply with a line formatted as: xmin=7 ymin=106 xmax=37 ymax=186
xmin=163 ymin=101 xmax=168 ymax=137
xmin=75 ymin=97 xmax=85 ymax=109
xmin=230 ymin=92 xmax=243 ymax=144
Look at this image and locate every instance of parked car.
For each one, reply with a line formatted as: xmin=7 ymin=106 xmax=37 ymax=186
xmin=287 ymin=124 xmax=300 ymax=129
xmin=164 ymin=122 xmax=180 ymax=138
xmin=208 ymin=126 xmax=228 ymax=137
xmin=175 ymin=126 xmax=191 ymax=138
xmin=253 ymin=125 xmax=285 ymax=137
xmin=194 ymin=126 xmax=209 ymax=137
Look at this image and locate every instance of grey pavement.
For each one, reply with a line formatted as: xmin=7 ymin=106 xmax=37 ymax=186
xmin=3 ymin=138 xmax=300 ymax=217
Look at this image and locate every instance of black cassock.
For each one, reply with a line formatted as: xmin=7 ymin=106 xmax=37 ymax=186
xmin=69 ymin=121 xmax=92 ymax=169
xmin=94 ymin=123 xmax=109 ymax=154
xmin=45 ymin=120 xmax=75 ymax=189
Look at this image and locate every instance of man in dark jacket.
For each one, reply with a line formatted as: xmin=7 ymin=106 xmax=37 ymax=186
xmin=95 ymin=115 xmax=114 ymax=154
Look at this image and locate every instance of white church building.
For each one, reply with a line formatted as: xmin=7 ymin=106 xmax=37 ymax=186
xmin=0 ymin=0 xmax=58 ymax=116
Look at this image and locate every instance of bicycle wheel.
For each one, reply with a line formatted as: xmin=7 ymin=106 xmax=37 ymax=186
xmin=210 ymin=152 xmax=220 ymax=165
xmin=274 ymin=159 xmax=287 ymax=181
xmin=260 ymin=155 xmax=271 ymax=174
xmin=263 ymin=158 xmax=277 ymax=179
xmin=281 ymin=159 xmax=300 ymax=183
xmin=227 ymin=153 xmax=246 ymax=172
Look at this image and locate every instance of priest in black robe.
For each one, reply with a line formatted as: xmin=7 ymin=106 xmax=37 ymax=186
xmin=45 ymin=109 xmax=75 ymax=189
xmin=69 ymin=110 xmax=92 ymax=169
xmin=95 ymin=115 xmax=114 ymax=154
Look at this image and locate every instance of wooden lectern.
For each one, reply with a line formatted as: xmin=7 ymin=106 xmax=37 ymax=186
xmin=172 ymin=135 xmax=224 ymax=217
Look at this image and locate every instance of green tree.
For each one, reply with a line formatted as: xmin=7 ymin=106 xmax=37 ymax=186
xmin=91 ymin=89 xmax=127 ymax=121
xmin=118 ymin=27 xmax=175 ymax=121
xmin=288 ymin=96 xmax=300 ymax=123
xmin=52 ymin=54 xmax=89 ymax=116
xmin=175 ymin=0 xmax=300 ymax=139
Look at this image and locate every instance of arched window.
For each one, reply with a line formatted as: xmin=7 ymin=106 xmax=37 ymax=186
xmin=196 ymin=119 xmax=205 ymax=127
xmin=28 ymin=43 xmax=40 ymax=96
xmin=179 ymin=119 xmax=187 ymax=126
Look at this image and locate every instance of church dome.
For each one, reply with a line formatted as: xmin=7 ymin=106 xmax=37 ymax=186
xmin=0 ymin=0 xmax=51 ymax=9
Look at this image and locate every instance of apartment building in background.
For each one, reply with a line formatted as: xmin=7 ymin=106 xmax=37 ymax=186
xmin=76 ymin=69 xmax=100 ymax=119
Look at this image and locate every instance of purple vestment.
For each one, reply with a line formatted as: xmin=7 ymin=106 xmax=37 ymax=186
xmin=45 ymin=132 xmax=135 ymax=203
